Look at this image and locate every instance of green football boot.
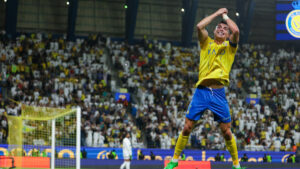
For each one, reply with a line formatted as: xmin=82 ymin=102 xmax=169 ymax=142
xmin=164 ymin=161 xmax=178 ymax=169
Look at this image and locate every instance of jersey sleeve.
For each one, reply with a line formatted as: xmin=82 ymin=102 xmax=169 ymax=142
xmin=199 ymin=36 xmax=211 ymax=50
xmin=229 ymin=41 xmax=238 ymax=54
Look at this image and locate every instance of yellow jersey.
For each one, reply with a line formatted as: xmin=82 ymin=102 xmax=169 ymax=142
xmin=196 ymin=36 xmax=238 ymax=86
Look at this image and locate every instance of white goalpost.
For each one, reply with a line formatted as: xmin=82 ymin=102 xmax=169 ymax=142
xmin=51 ymin=107 xmax=81 ymax=169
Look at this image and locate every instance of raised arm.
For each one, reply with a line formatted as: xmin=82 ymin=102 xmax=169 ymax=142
xmin=222 ymin=13 xmax=240 ymax=44
xmin=197 ymin=8 xmax=228 ymax=44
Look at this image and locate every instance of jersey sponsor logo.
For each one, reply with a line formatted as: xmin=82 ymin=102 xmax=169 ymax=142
xmin=207 ymin=48 xmax=226 ymax=56
xmin=207 ymin=49 xmax=216 ymax=55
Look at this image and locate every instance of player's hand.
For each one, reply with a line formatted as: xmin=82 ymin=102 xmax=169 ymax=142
xmin=216 ymin=8 xmax=228 ymax=16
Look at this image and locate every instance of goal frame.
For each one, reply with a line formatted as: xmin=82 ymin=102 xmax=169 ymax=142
xmin=7 ymin=105 xmax=81 ymax=169
xmin=50 ymin=107 xmax=81 ymax=169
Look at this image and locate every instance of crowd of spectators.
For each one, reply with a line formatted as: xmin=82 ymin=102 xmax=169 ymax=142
xmin=109 ymin=37 xmax=300 ymax=152
xmin=0 ymin=31 xmax=143 ymax=148
xmin=0 ymin=31 xmax=299 ymax=152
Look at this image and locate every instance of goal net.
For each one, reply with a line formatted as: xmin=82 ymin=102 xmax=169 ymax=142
xmin=4 ymin=104 xmax=80 ymax=169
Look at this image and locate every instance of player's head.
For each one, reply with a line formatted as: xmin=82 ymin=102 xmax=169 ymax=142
xmin=125 ymin=132 xmax=130 ymax=138
xmin=214 ymin=20 xmax=230 ymax=42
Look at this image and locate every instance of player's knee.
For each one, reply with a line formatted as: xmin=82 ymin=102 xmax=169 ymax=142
xmin=224 ymin=133 xmax=231 ymax=140
xmin=182 ymin=124 xmax=193 ymax=136
xmin=222 ymin=129 xmax=232 ymax=140
xmin=182 ymin=129 xmax=191 ymax=136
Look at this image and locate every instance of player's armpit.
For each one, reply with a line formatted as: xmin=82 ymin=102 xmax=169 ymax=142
xmin=197 ymin=27 xmax=208 ymax=45
xmin=199 ymin=35 xmax=211 ymax=49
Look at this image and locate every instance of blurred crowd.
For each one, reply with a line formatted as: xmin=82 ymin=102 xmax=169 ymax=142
xmin=0 ymin=32 xmax=143 ymax=148
xmin=109 ymin=38 xmax=300 ymax=152
xmin=0 ymin=31 xmax=299 ymax=152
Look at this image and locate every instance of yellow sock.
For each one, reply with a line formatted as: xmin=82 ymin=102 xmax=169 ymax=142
xmin=173 ymin=133 xmax=189 ymax=159
xmin=225 ymin=136 xmax=239 ymax=166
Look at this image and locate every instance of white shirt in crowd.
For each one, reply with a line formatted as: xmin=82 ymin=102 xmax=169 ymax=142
xmin=273 ymin=137 xmax=281 ymax=152
xmin=86 ymin=129 xmax=93 ymax=147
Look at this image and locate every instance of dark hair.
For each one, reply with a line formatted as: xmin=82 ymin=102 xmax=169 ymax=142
xmin=124 ymin=132 xmax=131 ymax=138
xmin=219 ymin=20 xmax=228 ymax=25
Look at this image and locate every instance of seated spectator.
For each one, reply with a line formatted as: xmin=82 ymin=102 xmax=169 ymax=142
xmin=150 ymin=151 xmax=155 ymax=160
xmin=81 ymin=148 xmax=87 ymax=159
xmin=287 ymin=154 xmax=295 ymax=163
xmin=138 ymin=150 xmax=144 ymax=160
xmin=108 ymin=149 xmax=117 ymax=159
xmin=241 ymin=153 xmax=249 ymax=162
xmin=215 ymin=153 xmax=221 ymax=162
xmin=263 ymin=154 xmax=267 ymax=162
xmin=220 ymin=153 xmax=225 ymax=162
xmin=180 ymin=151 xmax=186 ymax=161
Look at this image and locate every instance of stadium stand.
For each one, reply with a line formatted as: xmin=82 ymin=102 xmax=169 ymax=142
xmin=0 ymin=31 xmax=299 ymax=152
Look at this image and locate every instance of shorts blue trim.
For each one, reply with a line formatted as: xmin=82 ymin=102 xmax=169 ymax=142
xmin=186 ymin=86 xmax=231 ymax=123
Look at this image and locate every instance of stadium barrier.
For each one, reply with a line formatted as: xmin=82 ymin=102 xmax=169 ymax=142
xmin=0 ymin=144 xmax=295 ymax=163
xmin=0 ymin=156 xmax=50 ymax=168
xmin=80 ymin=160 xmax=300 ymax=169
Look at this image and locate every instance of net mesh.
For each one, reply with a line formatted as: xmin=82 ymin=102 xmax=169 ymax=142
xmin=5 ymin=104 xmax=77 ymax=169
xmin=21 ymin=104 xmax=75 ymax=121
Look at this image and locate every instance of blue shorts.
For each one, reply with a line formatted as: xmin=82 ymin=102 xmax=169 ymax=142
xmin=186 ymin=86 xmax=231 ymax=123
